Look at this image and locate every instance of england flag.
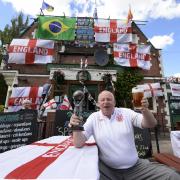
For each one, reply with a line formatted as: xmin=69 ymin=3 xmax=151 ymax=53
xmin=8 ymin=39 xmax=54 ymax=64
xmin=113 ymin=43 xmax=152 ymax=70
xmin=8 ymin=87 xmax=43 ymax=112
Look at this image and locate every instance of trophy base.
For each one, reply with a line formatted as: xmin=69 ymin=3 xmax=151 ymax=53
xmin=70 ymin=126 xmax=84 ymax=131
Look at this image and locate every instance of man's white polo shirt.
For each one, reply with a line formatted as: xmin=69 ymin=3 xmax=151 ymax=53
xmin=83 ymin=107 xmax=143 ymax=169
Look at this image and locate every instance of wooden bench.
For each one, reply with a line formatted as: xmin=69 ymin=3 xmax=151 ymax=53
xmin=153 ymin=153 xmax=180 ymax=172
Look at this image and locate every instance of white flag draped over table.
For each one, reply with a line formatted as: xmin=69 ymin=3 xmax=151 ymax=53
xmin=137 ymin=83 xmax=163 ymax=98
xmin=8 ymin=87 xmax=43 ymax=112
xmin=94 ymin=19 xmax=135 ymax=43
xmin=8 ymin=39 xmax=54 ymax=64
xmin=0 ymin=136 xmax=99 ymax=179
xmin=170 ymin=83 xmax=180 ymax=96
xmin=113 ymin=43 xmax=151 ymax=70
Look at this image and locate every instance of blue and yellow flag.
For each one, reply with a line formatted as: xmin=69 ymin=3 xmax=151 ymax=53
xmin=35 ymin=16 xmax=76 ymax=41
xmin=41 ymin=1 xmax=54 ymax=12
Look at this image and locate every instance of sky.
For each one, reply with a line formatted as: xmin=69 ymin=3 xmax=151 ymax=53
xmin=0 ymin=0 xmax=180 ymax=77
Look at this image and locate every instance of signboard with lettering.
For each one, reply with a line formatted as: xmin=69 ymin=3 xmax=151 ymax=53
xmin=134 ymin=127 xmax=152 ymax=158
xmin=0 ymin=110 xmax=38 ymax=153
xmin=54 ymin=110 xmax=94 ymax=136
xmin=75 ymin=17 xmax=94 ymax=47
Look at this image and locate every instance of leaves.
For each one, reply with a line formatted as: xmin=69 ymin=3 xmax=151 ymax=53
xmin=0 ymin=12 xmax=29 ymax=45
xmin=114 ymin=68 xmax=143 ymax=108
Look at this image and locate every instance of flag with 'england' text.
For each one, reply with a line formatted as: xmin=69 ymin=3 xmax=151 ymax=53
xmin=8 ymin=39 xmax=54 ymax=64
xmin=8 ymin=87 xmax=43 ymax=112
xmin=94 ymin=19 xmax=134 ymax=43
xmin=113 ymin=43 xmax=151 ymax=70
xmin=35 ymin=16 xmax=76 ymax=40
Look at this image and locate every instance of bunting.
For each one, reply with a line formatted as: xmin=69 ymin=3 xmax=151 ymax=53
xmin=8 ymin=39 xmax=54 ymax=64
xmin=113 ymin=43 xmax=151 ymax=70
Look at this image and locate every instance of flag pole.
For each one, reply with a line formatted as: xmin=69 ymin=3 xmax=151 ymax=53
xmin=40 ymin=8 xmax=44 ymax=16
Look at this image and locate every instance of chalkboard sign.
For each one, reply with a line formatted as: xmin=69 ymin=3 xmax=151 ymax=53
xmin=134 ymin=127 xmax=152 ymax=158
xmin=0 ymin=110 xmax=38 ymax=153
xmin=54 ymin=110 xmax=94 ymax=136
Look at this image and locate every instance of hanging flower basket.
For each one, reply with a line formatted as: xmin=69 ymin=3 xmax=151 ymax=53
xmin=53 ymin=70 xmax=65 ymax=84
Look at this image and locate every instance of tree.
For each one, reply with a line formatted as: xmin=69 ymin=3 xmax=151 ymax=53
xmin=114 ymin=68 xmax=143 ymax=108
xmin=0 ymin=12 xmax=29 ymax=106
xmin=0 ymin=73 xmax=8 ymax=106
xmin=0 ymin=12 xmax=29 ymax=45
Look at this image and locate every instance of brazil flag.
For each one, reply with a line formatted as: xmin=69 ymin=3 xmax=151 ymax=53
xmin=35 ymin=16 xmax=76 ymax=41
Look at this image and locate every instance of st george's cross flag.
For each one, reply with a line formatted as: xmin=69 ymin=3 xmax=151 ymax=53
xmin=170 ymin=83 xmax=180 ymax=96
xmin=113 ymin=43 xmax=152 ymax=70
xmin=36 ymin=16 xmax=76 ymax=40
xmin=137 ymin=83 xmax=163 ymax=98
xmin=8 ymin=39 xmax=54 ymax=64
xmin=43 ymin=98 xmax=57 ymax=109
xmin=0 ymin=136 xmax=99 ymax=179
xmin=8 ymin=87 xmax=43 ymax=112
xmin=94 ymin=19 xmax=135 ymax=43
xmin=59 ymin=95 xmax=72 ymax=110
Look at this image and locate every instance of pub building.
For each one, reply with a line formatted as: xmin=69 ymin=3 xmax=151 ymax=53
xmin=0 ymin=15 xmax=173 ymax=138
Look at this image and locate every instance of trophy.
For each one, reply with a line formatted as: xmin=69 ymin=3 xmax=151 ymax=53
xmin=71 ymin=90 xmax=84 ymax=131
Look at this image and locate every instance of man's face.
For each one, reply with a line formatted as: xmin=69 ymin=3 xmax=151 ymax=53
xmin=23 ymin=103 xmax=31 ymax=109
xmin=98 ymin=91 xmax=115 ymax=118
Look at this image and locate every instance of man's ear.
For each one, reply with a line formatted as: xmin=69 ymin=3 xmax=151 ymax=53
xmin=96 ymin=102 xmax=100 ymax=108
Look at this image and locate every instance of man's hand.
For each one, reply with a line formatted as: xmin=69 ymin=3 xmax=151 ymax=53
xmin=141 ymin=97 xmax=149 ymax=111
xmin=69 ymin=114 xmax=81 ymax=128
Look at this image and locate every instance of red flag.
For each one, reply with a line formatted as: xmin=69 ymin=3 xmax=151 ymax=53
xmin=59 ymin=95 xmax=72 ymax=110
xmin=126 ymin=7 xmax=133 ymax=24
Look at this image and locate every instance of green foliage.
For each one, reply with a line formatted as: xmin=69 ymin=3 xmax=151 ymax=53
xmin=0 ymin=73 xmax=8 ymax=105
xmin=0 ymin=12 xmax=29 ymax=45
xmin=114 ymin=68 xmax=143 ymax=108
xmin=0 ymin=105 xmax=4 ymax=112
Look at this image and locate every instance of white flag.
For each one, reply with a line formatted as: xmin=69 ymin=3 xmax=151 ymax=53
xmin=8 ymin=87 xmax=43 ymax=112
xmin=0 ymin=136 xmax=99 ymax=179
xmin=113 ymin=43 xmax=151 ymax=70
xmin=170 ymin=83 xmax=180 ymax=96
xmin=43 ymin=99 xmax=57 ymax=109
xmin=94 ymin=19 xmax=136 ymax=43
xmin=137 ymin=83 xmax=163 ymax=98
xmin=8 ymin=39 xmax=54 ymax=64
xmin=59 ymin=95 xmax=72 ymax=110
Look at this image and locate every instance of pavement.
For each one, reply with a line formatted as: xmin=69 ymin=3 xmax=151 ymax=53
xmin=151 ymin=132 xmax=173 ymax=154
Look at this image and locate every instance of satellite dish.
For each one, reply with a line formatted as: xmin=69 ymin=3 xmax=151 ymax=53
xmin=94 ymin=50 xmax=109 ymax=66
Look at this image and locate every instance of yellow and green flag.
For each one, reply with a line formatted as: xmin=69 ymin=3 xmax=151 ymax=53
xmin=35 ymin=16 xmax=76 ymax=41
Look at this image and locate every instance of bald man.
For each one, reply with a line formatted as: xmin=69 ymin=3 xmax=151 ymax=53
xmin=69 ymin=90 xmax=179 ymax=180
